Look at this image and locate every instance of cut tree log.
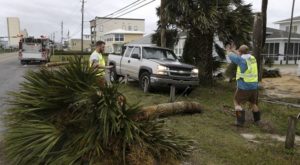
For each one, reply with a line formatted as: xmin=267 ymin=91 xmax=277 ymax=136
xmin=45 ymin=61 xmax=70 ymax=67
xmin=133 ymin=101 xmax=204 ymax=121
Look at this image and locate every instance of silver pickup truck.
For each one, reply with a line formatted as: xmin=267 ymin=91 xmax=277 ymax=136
xmin=108 ymin=44 xmax=199 ymax=92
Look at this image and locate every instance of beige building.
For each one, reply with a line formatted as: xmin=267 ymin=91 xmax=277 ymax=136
xmin=104 ymin=29 xmax=144 ymax=53
xmin=68 ymin=39 xmax=91 ymax=52
xmin=68 ymin=35 xmax=91 ymax=51
xmin=7 ymin=17 xmax=20 ymax=47
xmin=90 ymin=17 xmax=145 ymax=52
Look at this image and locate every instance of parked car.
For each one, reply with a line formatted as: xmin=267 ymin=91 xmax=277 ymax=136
xmin=108 ymin=44 xmax=199 ymax=92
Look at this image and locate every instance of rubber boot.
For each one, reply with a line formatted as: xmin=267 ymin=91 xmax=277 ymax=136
xmin=235 ymin=110 xmax=245 ymax=126
xmin=253 ymin=111 xmax=261 ymax=124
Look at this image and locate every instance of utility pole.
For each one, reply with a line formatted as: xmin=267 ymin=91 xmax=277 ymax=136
xmin=286 ymin=0 xmax=296 ymax=64
xmin=160 ymin=0 xmax=166 ymax=48
xmin=252 ymin=13 xmax=263 ymax=81
xmin=53 ymin=32 xmax=55 ymax=43
xmin=261 ymin=0 xmax=268 ymax=48
xmin=61 ymin=21 xmax=64 ymax=49
xmin=81 ymin=0 xmax=86 ymax=53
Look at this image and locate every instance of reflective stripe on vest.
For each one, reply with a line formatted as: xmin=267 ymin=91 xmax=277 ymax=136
xmin=236 ymin=55 xmax=258 ymax=82
xmin=90 ymin=51 xmax=106 ymax=76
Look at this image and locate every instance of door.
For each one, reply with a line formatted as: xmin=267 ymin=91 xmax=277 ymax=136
xmin=120 ymin=46 xmax=133 ymax=76
xmin=127 ymin=46 xmax=142 ymax=79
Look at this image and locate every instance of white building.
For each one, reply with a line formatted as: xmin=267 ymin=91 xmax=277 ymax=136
xmin=90 ymin=17 xmax=145 ymax=53
xmin=263 ymin=16 xmax=300 ymax=64
xmin=173 ymin=31 xmax=223 ymax=58
xmin=7 ymin=17 xmax=20 ymax=47
xmin=275 ymin=16 xmax=300 ymax=34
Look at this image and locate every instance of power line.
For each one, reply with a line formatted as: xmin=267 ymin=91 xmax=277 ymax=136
xmin=101 ymin=0 xmax=144 ymax=18
xmin=100 ymin=0 xmax=156 ymax=24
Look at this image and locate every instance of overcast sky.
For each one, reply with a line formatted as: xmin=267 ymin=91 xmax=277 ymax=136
xmin=1 ymin=0 xmax=300 ymax=42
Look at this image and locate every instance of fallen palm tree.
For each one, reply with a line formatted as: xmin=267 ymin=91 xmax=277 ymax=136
xmin=134 ymin=101 xmax=204 ymax=121
xmin=4 ymin=57 xmax=200 ymax=165
xmin=45 ymin=61 xmax=70 ymax=67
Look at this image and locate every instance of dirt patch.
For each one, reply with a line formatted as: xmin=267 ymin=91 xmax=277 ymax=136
xmin=261 ymin=66 xmax=300 ymax=99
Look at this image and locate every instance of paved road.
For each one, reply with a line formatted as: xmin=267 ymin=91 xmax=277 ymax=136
xmin=0 ymin=52 xmax=40 ymax=133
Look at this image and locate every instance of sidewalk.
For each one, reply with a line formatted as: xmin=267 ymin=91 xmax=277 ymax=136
xmin=0 ymin=52 xmax=17 ymax=61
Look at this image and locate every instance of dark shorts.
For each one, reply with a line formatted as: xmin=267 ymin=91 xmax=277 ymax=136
xmin=234 ymin=89 xmax=258 ymax=104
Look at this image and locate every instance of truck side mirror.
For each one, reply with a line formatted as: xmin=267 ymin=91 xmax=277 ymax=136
xmin=131 ymin=53 xmax=140 ymax=59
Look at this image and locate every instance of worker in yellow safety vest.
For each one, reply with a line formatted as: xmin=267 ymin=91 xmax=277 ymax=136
xmin=89 ymin=41 xmax=107 ymax=76
xmin=89 ymin=41 xmax=113 ymax=86
xmin=226 ymin=44 xmax=260 ymax=127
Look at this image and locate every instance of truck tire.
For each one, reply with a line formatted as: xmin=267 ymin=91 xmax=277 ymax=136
xmin=20 ymin=60 xmax=26 ymax=65
xmin=139 ymin=72 xmax=152 ymax=93
xmin=109 ymin=66 xmax=119 ymax=82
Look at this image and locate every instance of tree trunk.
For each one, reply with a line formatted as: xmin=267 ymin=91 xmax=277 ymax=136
xmin=182 ymin=31 xmax=214 ymax=85
xmin=197 ymin=32 xmax=214 ymax=86
xmin=261 ymin=0 xmax=268 ymax=48
xmin=132 ymin=101 xmax=204 ymax=121
xmin=160 ymin=0 xmax=167 ymax=48
xmin=252 ymin=13 xmax=263 ymax=81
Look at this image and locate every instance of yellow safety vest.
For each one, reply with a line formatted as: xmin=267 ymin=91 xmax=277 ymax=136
xmin=236 ymin=55 xmax=258 ymax=82
xmin=90 ymin=51 xmax=106 ymax=77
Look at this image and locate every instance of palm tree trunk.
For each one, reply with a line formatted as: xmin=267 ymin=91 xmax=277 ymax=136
xmin=182 ymin=30 xmax=214 ymax=85
xmin=132 ymin=101 xmax=204 ymax=121
xmin=160 ymin=0 xmax=167 ymax=48
xmin=261 ymin=0 xmax=268 ymax=48
xmin=252 ymin=13 xmax=263 ymax=81
xmin=197 ymin=32 xmax=214 ymax=85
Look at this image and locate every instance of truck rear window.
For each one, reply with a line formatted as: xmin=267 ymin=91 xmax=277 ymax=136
xmin=143 ymin=47 xmax=177 ymax=61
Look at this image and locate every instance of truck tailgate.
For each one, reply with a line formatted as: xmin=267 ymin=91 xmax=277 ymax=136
xmin=22 ymin=52 xmax=43 ymax=59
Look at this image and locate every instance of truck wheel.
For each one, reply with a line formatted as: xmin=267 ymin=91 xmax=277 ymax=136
xmin=139 ymin=72 xmax=152 ymax=93
xmin=20 ymin=60 xmax=26 ymax=65
xmin=109 ymin=67 xmax=119 ymax=82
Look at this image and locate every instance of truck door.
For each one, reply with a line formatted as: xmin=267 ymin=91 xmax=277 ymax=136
xmin=120 ymin=46 xmax=133 ymax=76
xmin=127 ymin=46 xmax=141 ymax=79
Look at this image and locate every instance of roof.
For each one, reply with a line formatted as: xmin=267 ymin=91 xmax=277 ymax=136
xmin=126 ymin=34 xmax=154 ymax=45
xmin=266 ymin=27 xmax=300 ymax=39
xmin=104 ymin=29 xmax=144 ymax=35
xmin=274 ymin=16 xmax=300 ymax=24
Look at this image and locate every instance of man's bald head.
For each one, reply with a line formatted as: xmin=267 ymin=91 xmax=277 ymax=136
xmin=239 ymin=45 xmax=249 ymax=54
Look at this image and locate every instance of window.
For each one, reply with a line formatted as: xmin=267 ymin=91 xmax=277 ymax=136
xmin=131 ymin=47 xmax=141 ymax=58
xmin=142 ymin=47 xmax=177 ymax=61
xmin=284 ymin=42 xmax=294 ymax=54
xmin=124 ymin=47 xmax=133 ymax=57
xmin=285 ymin=25 xmax=298 ymax=33
xmin=128 ymin=25 xmax=132 ymax=31
xmin=134 ymin=26 xmax=138 ymax=31
xmin=275 ymin=43 xmax=279 ymax=54
xmin=269 ymin=43 xmax=274 ymax=54
xmin=263 ymin=43 xmax=280 ymax=61
xmin=115 ymin=34 xmax=124 ymax=41
xmin=294 ymin=43 xmax=299 ymax=55
xmin=122 ymin=25 xmax=126 ymax=30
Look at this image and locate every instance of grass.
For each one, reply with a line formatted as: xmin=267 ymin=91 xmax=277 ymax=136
xmin=50 ymin=54 xmax=109 ymax=63
xmin=119 ymin=81 xmax=300 ymax=165
xmin=50 ymin=55 xmax=90 ymax=62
